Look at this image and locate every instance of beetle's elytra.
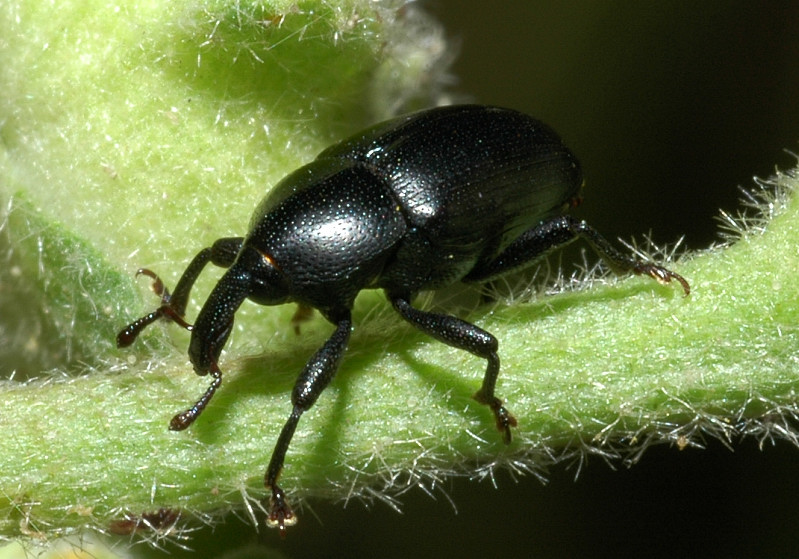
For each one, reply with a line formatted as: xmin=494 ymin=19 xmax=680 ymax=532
xmin=118 ymin=104 xmax=689 ymax=535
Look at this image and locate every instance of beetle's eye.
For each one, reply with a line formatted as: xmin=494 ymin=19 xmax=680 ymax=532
xmin=243 ymin=248 xmax=290 ymax=305
xmin=257 ymin=249 xmax=278 ymax=269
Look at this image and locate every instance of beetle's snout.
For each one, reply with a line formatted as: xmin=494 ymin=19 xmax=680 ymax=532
xmin=187 ymin=263 xmax=251 ymax=376
xmin=189 ymin=317 xmax=232 ymax=376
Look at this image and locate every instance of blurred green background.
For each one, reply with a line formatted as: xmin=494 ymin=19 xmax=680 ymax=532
xmin=11 ymin=2 xmax=799 ymax=557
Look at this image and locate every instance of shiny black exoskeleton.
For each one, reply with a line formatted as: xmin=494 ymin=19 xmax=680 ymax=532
xmin=117 ymin=105 xmax=690 ymax=535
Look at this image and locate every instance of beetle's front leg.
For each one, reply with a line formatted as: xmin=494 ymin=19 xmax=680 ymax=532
xmin=389 ymin=294 xmax=517 ymax=444
xmin=264 ymin=310 xmax=352 ymax=537
xmin=116 ymin=237 xmax=244 ymax=346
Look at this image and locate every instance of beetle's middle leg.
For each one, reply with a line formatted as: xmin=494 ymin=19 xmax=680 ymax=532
xmin=388 ymin=294 xmax=517 ymax=444
xmin=264 ymin=310 xmax=352 ymax=537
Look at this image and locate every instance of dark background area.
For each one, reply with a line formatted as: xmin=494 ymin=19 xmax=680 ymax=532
xmin=432 ymin=2 xmax=799 ymax=252
xmin=145 ymin=3 xmax=799 ymax=558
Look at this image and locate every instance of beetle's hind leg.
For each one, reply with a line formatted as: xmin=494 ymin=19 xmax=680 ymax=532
xmin=389 ymin=294 xmax=517 ymax=444
xmin=465 ymin=216 xmax=689 ymax=295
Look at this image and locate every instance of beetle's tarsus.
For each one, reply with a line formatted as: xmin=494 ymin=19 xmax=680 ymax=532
xmin=266 ymin=487 xmax=296 ymax=538
xmin=635 ymin=263 xmax=691 ymax=296
xmin=474 ymin=390 xmax=517 ymax=444
xmin=494 ymin=403 xmax=518 ymax=445
xmin=136 ymin=268 xmax=171 ymax=303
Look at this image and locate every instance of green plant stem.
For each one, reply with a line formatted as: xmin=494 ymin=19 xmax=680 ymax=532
xmin=2 ymin=168 xmax=797 ymax=539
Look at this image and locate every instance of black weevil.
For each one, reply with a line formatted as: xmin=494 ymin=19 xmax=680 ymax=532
xmin=118 ymin=104 xmax=690 ymax=535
